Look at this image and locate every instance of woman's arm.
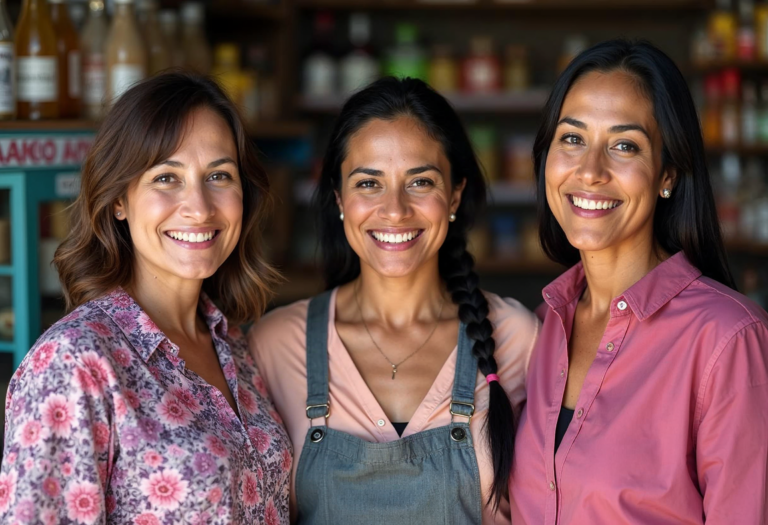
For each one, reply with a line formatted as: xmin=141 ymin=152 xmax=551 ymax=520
xmin=1 ymin=333 xmax=115 ymax=524
xmin=695 ymin=321 xmax=768 ymax=524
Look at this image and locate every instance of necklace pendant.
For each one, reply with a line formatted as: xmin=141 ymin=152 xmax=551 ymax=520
xmin=392 ymin=365 xmax=397 ymax=380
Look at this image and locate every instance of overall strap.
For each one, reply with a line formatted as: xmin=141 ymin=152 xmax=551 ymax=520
xmin=450 ymin=322 xmax=479 ymax=422
xmin=305 ymin=291 xmax=333 ymax=420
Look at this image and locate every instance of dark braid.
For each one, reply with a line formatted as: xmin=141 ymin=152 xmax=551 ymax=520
xmin=440 ymin=233 xmax=515 ymax=510
xmin=316 ymin=76 xmax=516 ymax=510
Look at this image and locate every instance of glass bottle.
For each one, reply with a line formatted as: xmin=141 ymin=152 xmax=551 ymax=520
xmin=15 ymin=0 xmax=59 ymax=119
xmin=709 ymin=0 xmax=737 ymax=61
xmin=703 ymin=73 xmax=722 ymax=146
xmin=384 ymin=23 xmax=427 ymax=81
xmin=180 ymin=2 xmax=211 ymax=74
xmin=80 ymin=0 xmax=108 ymax=119
xmin=428 ymin=44 xmax=458 ymax=93
xmin=303 ymin=11 xmax=337 ymax=98
xmin=138 ymin=0 xmax=170 ymax=75
xmin=211 ymin=43 xmax=241 ymax=104
xmin=737 ymin=0 xmax=756 ymax=61
xmin=721 ymin=68 xmax=741 ymax=147
xmin=462 ymin=37 xmax=501 ymax=94
xmin=742 ymin=81 xmax=758 ymax=145
xmin=504 ymin=45 xmax=530 ymax=92
xmin=158 ymin=9 xmax=183 ymax=68
xmin=339 ymin=13 xmax=378 ymax=95
xmin=49 ymin=0 xmax=81 ymax=118
xmin=0 ymin=0 xmax=14 ymax=120
xmin=105 ymin=0 xmax=146 ymax=104
xmin=758 ymin=81 xmax=768 ymax=144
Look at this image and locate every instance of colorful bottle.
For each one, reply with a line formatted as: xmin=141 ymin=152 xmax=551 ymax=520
xmin=105 ymin=0 xmax=146 ymax=104
xmin=180 ymin=2 xmax=211 ymax=74
xmin=15 ymin=0 xmax=59 ymax=119
xmin=49 ymin=0 xmax=81 ymax=118
xmin=211 ymin=43 xmax=241 ymax=105
xmin=303 ymin=11 xmax=338 ymax=98
xmin=340 ymin=13 xmax=378 ymax=95
xmin=385 ymin=24 xmax=427 ymax=81
xmin=742 ymin=81 xmax=758 ymax=145
xmin=709 ymin=0 xmax=737 ymax=61
xmin=138 ymin=0 xmax=171 ymax=75
xmin=0 ymin=0 xmax=14 ymax=120
xmin=504 ymin=45 xmax=530 ymax=93
xmin=428 ymin=44 xmax=458 ymax=93
xmin=721 ymin=68 xmax=741 ymax=147
xmin=703 ymin=74 xmax=722 ymax=146
xmin=462 ymin=37 xmax=501 ymax=94
xmin=80 ymin=0 xmax=108 ymax=119
xmin=737 ymin=0 xmax=756 ymax=61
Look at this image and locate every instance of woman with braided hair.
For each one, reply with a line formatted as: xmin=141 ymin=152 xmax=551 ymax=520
xmin=248 ymin=77 xmax=539 ymax=524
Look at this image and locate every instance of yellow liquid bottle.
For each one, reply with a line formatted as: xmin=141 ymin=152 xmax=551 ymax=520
xmin=49 ymin=0 xmax=81 ymax=118
xmin=105 ymin=0 xmax=146 ymax=105
xmin=15 ymin=0 xmax=59 ymax=120
xmin=80 ymin=0 xmax=108 ymax=119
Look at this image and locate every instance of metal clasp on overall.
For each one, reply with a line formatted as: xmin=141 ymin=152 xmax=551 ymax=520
xmin=305 ymin=403 xmax=330 ymax=419
xmin=449 ymin=401 xmax=475 ymax=423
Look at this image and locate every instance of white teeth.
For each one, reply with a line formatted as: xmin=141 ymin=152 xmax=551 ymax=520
xmin=372 ymin=231 xmax=419 ymax=244
xmin=168 ymin=231 xmax=216 ymax=243
xmin=571 ymin=197 xmax=619 ymax=211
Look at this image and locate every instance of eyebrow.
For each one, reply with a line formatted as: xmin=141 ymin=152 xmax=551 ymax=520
xmin=157 ymin=157 xmax=237 ymax=169
xmin=557 ymin=117 xmax=651 ymax=141
xmin=347 ymin=164 xmax=443 ymax=178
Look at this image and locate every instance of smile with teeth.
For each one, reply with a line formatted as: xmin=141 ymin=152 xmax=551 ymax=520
xmin=569 ymin=195 xmax=622 ymax=210
xmin=166 ymin=230 xmax=217 ymax=243
xmin=370 ymin=230 xmax=422 ymax=244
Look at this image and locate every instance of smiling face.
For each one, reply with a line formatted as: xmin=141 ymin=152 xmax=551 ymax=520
xmin=337 ymin=116 xmax=465 ymax=278
xmin=545 ymin=69 xmax=675 ymax=255
xmin=115 ymin=106 xmax=244 ymax=285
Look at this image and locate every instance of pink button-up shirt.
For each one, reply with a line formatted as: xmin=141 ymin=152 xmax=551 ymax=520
xmin=510 ymin=252 xmax=768 ymax=524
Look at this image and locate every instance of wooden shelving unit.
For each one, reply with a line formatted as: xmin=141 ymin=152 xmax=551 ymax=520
xmin=726 ymin=240 xmax=768 ymax=257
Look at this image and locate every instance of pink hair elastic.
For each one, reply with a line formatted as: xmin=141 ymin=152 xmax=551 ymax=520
xmin=486 ymin=374 xmax=500 ymax=384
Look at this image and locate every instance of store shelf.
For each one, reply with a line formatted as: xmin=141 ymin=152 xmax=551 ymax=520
xmin=0 ymin=120 xmax=99 ymax=132
xmin=248 ymin=120 xmax=312 ymax=139
xmin=298 ymin=89 xmax=549 ymax=115
xmin=476 ymin=257 xmax=565 ymax=275
xmin=726 ymin=240 xmax=768 ymax=257
xmin=297 ymin=0 xmax=705 ymax=10
xmin=209 ymin=1 xmax=288 ymax=20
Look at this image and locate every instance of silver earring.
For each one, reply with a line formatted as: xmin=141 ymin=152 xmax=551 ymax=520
xmin=449 ymin=213 xmax=456 ymax=222
xmin=339 ymin=212 xmax=344 ymax=221
xmin=662 ymin=188 xmax=671 ymax=199
xmin=116 ymin=211 xmax=121 ymax=217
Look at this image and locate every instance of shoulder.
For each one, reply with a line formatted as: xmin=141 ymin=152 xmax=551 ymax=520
xmin=686 ymin=277 xmax=768 ymax=329
xmin=248 ymin=297 xmax=310 ymax=350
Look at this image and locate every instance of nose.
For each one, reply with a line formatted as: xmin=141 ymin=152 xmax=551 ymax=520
xmin=576 ymin=145 xmax=610 ymax=186
xmin=377 ymin=186 xmax=411 ymax=222
xmin=180 ymin=181 xmax=216 ymax=221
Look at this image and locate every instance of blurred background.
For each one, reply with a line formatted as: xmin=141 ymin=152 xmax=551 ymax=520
xmin=0 ymin=0 xmax=767 ymax=439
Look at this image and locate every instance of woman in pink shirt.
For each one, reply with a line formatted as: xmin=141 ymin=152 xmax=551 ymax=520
xmin=1 ymin=73 xmax=291 ymax=524
xmin=249 ymin=77 xmax=539 ymax=524
xmin=510 ymin=40 xmax=768 ymax=524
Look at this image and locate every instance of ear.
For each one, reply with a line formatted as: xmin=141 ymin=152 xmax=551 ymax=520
xmin=334 ymin=190 xmax=343 ymax=215
xmin=113 ymin=199 xmax=127 ymax=220
xmin=450 ymin=178 xmax=467 ymax=214
xmin=660 ymin=167 xmax=677 ymax=196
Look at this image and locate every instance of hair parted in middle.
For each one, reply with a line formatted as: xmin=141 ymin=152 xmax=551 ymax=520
xmin=314 ymin=76 xmax=513 ymax=509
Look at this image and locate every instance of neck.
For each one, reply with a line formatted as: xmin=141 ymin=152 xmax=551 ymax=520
xmin=354 ymin=256 xmax=447 ymax=329
xmin=579 ymin=234 xmax=664 ymax=314
xmin=125 ymin=261 xmax=203 ymax=339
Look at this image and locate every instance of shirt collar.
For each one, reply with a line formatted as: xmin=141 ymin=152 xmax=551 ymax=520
xmin=93 ymin=287 xmax=229 ymax=362
xmin=542 ymin=251 xmax=702 ymax=321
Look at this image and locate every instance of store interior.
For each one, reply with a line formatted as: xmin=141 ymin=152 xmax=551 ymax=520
xmin=0 ymin=0 xmax=767 ymax=441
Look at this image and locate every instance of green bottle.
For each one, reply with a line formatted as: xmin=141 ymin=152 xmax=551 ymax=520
xmin=384 ymin=23 xmax=427 ymax=81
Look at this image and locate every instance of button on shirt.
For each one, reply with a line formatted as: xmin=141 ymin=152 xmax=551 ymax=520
xmin=510 ymin=252 xmax=768 ymax=525
xmin=1 ymin=288 xmax=292 ymax=524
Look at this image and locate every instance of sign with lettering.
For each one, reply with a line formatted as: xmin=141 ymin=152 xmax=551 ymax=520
xmin=0 ymin=134 xmax=94 ymax=169
xmin=55 ymin=173 xmax=81 ymax=198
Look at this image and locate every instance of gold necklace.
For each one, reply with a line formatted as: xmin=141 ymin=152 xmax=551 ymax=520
xmin=354 ymin=281 xmax=446 ymax=380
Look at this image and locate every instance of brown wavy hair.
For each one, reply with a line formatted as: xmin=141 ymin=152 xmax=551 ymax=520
xmin=54 ymin=71 xmax=279 ymax=324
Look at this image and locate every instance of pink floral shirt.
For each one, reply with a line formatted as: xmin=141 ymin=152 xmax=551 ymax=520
xmin=0 ymin=288 xmax=292 ymax=525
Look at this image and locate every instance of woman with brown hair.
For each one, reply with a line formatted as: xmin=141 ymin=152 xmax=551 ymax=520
xmin=0 ymin=72 xmax=292 ymax=524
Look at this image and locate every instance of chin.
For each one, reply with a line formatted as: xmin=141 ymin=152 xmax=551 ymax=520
xmin=563 ymin=232 xmax=615 ymax=253
xmin=367 ymin=260 xmax=423 ymax=279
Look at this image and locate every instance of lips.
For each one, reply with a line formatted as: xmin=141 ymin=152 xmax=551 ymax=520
xmin=369 ymin=230 xmax=422 ymax=244
xmin=166 ymin=230 xmax=218 ymax=243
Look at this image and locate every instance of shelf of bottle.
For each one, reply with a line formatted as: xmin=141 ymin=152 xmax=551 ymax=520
xmin=294 ymin=179 xmax=537 ymax=206
xmin=209 ymin=1 xmax=288 ymax=20
xmin=298 ymin=89 xmax=550 ymax=115
xmin=0 ymin=120 xmax=99 ymax=132
xmin=247 ymin=120 xmax=312 ymax=139
xmin=726 ymin=239 xmax=768 ymax=257
xmin=705 ymin=145 xmax=768 ymax=156
xmin=296 ymin=0 xmax=704 ymax=10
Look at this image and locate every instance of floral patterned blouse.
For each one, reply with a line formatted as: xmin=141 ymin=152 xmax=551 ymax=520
xmin=0 ymin=287 xmax=292 ymax=525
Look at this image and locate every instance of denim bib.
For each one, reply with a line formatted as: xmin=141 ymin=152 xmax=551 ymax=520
xmin=295 ymin=291 xmax=483 ymax=525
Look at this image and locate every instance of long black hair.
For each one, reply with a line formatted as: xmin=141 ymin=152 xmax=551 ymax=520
xmin=315 ymin=76 xmax=513 ymax=509
xmin=534 ymin=39 xmax=735 ymax=288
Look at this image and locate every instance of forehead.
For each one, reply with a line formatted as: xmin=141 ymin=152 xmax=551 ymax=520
xmin=560 ymin=70 xmax=657 ymax=132
xmin=343 ymin=116 xmax=447 ymax=167
xmin=175 ymin=107 xmax=237 ymax=155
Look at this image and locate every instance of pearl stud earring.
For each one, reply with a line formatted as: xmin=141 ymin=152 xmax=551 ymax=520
xmin=662 ymin=188 xmax=671 ymax=199
xmin=340 ymin=212 xmax=344 ymax=221
xmin=116 ymin=211 xmax=121 ymax=217
xmin=449 ymin=213 xmax=456 ymax=222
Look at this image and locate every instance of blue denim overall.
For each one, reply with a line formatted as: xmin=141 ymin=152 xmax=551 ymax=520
xmin=295 ymin=291 xmax=483 ymax=525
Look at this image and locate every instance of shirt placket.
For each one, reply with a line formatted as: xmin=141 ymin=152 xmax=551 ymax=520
xmin=544 ymin=297 xmax=633 ymax=525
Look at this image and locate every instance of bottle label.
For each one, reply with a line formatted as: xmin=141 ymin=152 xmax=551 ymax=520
xmin=110 ymin=64 xmax=144 ymax=101
xmin=84 ymin=54 xmax=106 ymax=105
xmin=0 ymin=43 xmax=13 ymax=113
xmin=17 ymin=57 xmax=58 ymax=102
xmin=68 ymin=51 xmax=81 ymax=98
